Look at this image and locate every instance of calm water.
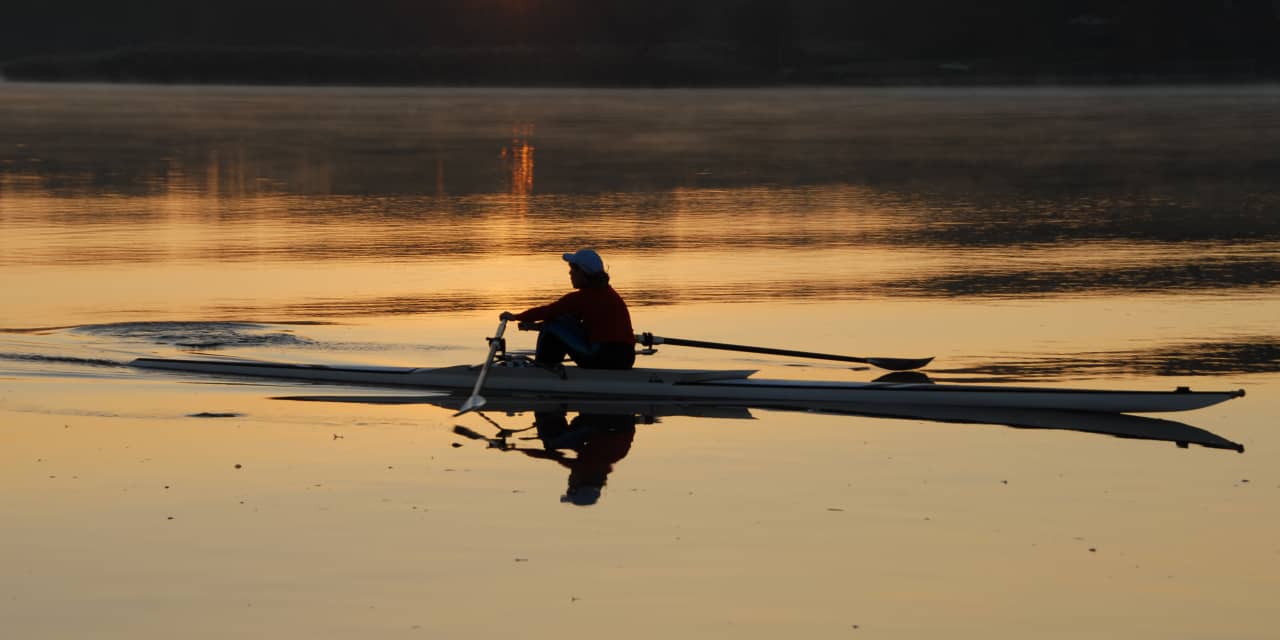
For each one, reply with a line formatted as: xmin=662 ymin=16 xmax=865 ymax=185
xmin=2 ymin=83 xmax=1278 ymax=639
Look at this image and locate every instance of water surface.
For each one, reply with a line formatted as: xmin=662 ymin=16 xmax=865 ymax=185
xmin=2 ymin=83 xmax=1278 ymax=639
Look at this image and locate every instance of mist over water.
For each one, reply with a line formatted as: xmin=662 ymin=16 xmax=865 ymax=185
xmin=3 ymin=87 xmax=1277 ymax=316
xmin=2 ymin=84 xmax=1276 ymax=379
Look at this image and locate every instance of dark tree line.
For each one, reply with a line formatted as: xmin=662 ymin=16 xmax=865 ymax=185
xmin=3 ymin=1 xmax=1277 ymax=83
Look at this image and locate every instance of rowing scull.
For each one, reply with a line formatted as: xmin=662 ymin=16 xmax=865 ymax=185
xmin=131 ymin=357 xmax=1244 ymax=414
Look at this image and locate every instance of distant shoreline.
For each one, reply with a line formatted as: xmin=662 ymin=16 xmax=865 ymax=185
xmin=3 ymin=45 xmax=1276 ymax=88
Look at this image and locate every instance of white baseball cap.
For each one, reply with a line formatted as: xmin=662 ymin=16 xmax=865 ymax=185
xmin=562 ymin=248 xmax=605 ymax=275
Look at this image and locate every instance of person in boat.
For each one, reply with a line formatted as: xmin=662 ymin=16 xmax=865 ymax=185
xmin=500 ymin=248 xmax=635 ymax=370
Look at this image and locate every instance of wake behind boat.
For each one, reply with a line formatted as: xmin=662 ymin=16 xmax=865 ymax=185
xmin=131 ymin=355 xmax=1245 ymax=414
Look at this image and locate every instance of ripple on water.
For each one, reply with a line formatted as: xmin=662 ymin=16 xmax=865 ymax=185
xmin=70 ymin=321 xmax=316 ymax=349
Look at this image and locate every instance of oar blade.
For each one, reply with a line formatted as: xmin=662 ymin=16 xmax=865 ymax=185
xmin=864 ymin=356 xmax=934 ymax=371
xmin=453 ymin=394 xmax=486 ymax=417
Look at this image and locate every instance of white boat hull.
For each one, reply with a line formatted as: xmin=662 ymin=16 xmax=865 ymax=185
xmin=131 ymin=357 xmax=1245 ymax=414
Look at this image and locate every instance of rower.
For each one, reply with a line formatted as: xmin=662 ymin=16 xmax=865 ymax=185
xmin=500 ymin=248 xmax=636 ymax=370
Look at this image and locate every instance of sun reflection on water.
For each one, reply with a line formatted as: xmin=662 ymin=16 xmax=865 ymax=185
xmin=500 ymin=122 xmax=535 ymax=200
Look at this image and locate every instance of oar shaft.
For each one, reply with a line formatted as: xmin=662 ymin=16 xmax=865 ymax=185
xmin=641 ymin=334 xmax=869 ymax=364
xmin=637 ymin=333 xmax=933 ymax=371
xmin=454 ymin=319 xmax=508 ymax=416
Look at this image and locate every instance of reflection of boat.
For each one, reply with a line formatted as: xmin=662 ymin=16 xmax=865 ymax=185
xmin=278 ymin=392 xmax=1245 ymax=453
xmin=133 ymin=356 xmax=1244 ymax=414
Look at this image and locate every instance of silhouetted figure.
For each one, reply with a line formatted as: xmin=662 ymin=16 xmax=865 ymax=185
xmin=501 ymin=249 xmax=635 ymax=370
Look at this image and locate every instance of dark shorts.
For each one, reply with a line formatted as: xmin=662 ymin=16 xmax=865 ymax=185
xmin=536 ymin=316 xmax=635 ymax=369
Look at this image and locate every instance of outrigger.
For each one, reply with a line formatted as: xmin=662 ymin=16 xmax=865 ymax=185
xmin=132 ymin=322 xmax=1245 ymax=415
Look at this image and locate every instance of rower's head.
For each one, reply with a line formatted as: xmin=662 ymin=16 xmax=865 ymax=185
xmin=563 ymin=248 xmax=610 ymax=289
xmin=561 ymin=482 xmax=603 ymax=506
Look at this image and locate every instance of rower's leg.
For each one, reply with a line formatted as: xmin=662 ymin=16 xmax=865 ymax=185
xmin=534 ymin=330 xmax=570 ymax=366
xmin=535 ymin=316 xmax=593 ymax=366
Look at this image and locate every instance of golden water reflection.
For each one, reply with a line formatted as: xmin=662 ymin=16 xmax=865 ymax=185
xmin=3 ymin=373 xmax=1276 ymax=639
xmin=1 ymin=85 xmax=1276 ymax=374
xmin=500 ymin=122 xmax=536 ymax=197
xmin=3 ymin=85 xmax=1279 ymax=640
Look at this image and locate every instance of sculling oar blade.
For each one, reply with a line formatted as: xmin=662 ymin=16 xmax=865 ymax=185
xmin=863 ymin=356 xmax=935 ymax=371
xmin=454 ymin=394 xmax=486 ymax=416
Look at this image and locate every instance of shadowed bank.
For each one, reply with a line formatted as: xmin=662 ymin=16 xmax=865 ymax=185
xmin=3 ymin=1 xmax=1279 ymax=85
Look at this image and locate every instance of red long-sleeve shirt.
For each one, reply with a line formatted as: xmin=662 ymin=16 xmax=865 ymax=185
xmin=513 ymin=286 xmax=635 ymax=344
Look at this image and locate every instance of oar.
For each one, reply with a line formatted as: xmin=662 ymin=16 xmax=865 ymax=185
xmin=636 ymin=332 xmax=933 ymax=371
xmin=454 ymin=319 xmax=509 ymax=416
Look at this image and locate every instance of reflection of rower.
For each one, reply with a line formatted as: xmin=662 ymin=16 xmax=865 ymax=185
xmin=535 ymin=412 xmax=636 ymax=506
xmin=453 ymin=411 xmax=637 ymax=506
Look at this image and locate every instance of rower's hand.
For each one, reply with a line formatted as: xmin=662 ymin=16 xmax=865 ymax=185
xmin=499 ymin=311 xmax=517 ymax=321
